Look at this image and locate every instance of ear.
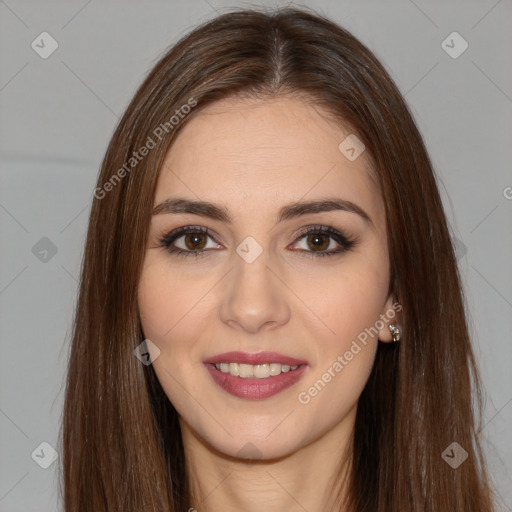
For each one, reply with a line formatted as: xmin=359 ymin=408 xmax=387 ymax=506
xmin=377 ymin=295 xmax=402 ymax=343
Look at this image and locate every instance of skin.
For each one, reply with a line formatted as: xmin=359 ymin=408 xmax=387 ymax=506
xmin=137 ymin=95 xmax=401 ymax=512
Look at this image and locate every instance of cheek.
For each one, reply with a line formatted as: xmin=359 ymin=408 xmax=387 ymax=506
xmin=137 ymin=261 xmax=207 ymax=408
xmin=137 ymin=258 xmax=202 ymax=340
xmin=137 ymin=270 xmax=174 ymax=340
xmin=137 ymin=257 xmax=214 ymax=389
xmin=294 ymin=252 xmax=388 ymax=406
xmin=303 ymin=254 xmax=389 ymax=349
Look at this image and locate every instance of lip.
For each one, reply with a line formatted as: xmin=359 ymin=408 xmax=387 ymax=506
xmin=203 ymin=351 xmax=308 ymax=366
xmin=204 ymin=362 xmax=308 ymax=400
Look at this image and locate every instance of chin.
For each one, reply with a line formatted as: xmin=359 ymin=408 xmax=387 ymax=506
xmin=181 ymin=414 xmax=308 ymax=462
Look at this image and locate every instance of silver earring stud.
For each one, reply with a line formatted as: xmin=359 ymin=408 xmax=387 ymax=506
xmin=388 ymin=324 xmax=401 ymax=342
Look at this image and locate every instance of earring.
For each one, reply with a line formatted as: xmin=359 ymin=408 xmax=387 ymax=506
xmin=388 ymin=324 xmax=401 ymax=342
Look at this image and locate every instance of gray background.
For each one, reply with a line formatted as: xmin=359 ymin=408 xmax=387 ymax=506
xmin=0 ymin=1 xmax=511 ymax=510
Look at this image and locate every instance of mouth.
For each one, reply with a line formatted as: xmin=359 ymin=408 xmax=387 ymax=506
xmin=203 ymin=351 xmax=309 ymax=400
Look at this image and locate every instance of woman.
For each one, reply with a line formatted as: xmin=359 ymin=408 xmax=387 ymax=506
xmin=60 ymin=6 xmax=495 ymax=511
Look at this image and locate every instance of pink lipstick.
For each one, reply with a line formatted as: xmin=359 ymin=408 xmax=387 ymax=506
xmin=203 ymin=351 xmax=309 ymax=400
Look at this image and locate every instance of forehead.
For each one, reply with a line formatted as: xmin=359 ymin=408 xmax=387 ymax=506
xmin=155 ymin=95 xmax=382 ymax=226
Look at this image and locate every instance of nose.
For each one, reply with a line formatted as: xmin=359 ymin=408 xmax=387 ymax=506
xmin=219 ymin=248 xmax=291 ymax=334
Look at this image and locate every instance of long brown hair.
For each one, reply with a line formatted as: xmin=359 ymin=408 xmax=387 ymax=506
xmin=59 ymin=6 xmax=494 ymax=511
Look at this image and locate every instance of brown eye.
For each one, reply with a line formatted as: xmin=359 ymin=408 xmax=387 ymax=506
xmin=292 ymin=226 xmax=357 ymax=258
xmin=306 ymin=233 xmax=330 ymax=252
xmin=159 ymin=226 xmax=221 ymax=259
xmin=183 ymin=232 xmax=208 ymax=251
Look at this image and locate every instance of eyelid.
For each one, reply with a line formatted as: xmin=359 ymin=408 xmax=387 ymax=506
xmin=158 ymin=225 xmax=220 ymax=250
xmin=289 ymin=224 xmax=357 ymax=255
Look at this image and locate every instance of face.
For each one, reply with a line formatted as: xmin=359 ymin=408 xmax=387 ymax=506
xmin=137 ymin=94 xmax=398 ymax=461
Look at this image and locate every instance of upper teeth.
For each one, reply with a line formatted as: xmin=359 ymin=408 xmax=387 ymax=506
xmin=214 ymin=362 xmax=300 ymax=378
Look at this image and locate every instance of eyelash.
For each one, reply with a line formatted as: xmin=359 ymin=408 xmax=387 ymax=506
xmin=157 ymin=225 xmax=357 ymax=259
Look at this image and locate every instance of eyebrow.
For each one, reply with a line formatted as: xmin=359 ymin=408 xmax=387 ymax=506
xmin=152 ymin=197 xmax=373 ymax=226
